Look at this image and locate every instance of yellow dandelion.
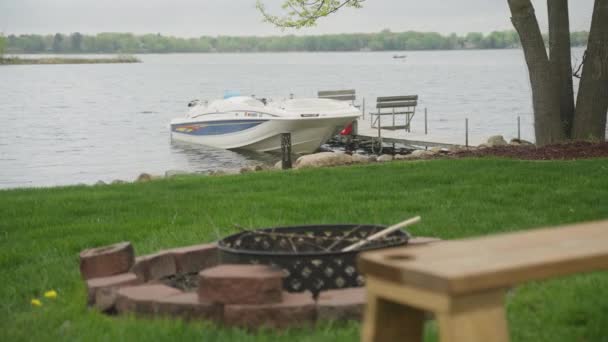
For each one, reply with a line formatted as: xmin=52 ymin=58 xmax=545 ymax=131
xmin=31 ymin=298 xmax=42 ymax=307
xmin=44 ymin=290 xmax=58 ymax=299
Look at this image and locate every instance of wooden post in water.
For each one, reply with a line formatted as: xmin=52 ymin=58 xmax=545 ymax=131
xmin=424 ymin=108 xmax=428 ymax=135
xmin=517 ymin=116 xmax=521 ymax=140
xmin=281 ymin=133 xmax=292 ymax=169
xmin=465 ymin=118 xmax=469 ymax=148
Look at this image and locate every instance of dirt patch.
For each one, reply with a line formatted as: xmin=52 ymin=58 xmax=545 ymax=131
xmin=450 ymin=141 xmax=608 ymax=160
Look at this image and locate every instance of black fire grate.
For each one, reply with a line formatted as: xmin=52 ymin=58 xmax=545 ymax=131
xmin=218 ymin=224 xmax=409 ymax=296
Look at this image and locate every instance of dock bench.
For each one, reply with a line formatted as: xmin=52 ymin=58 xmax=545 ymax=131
xmin=318 ymin=89 xmax=357 ymax=103
xmin=318 ymin=89 xmax=364 ymax=134
xmin=371 ymin=95 xmax=418 ymax=132
xmin=358 ymin=220 xmax=608 ymax=342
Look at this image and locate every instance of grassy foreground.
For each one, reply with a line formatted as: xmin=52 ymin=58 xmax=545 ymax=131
xmin=1 ymin=158 xmax=608 ymax=341
xmin=0 ymin=55 xmax=140 ymax=65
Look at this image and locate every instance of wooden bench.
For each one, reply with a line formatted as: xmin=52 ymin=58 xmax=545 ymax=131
xmin=318 ymin=89 xmax=357 ymax=103
xmin=358 ymin=220 xmax=608 ymax=342
xmin=318 ymin=89 xmax=363 ymax=134
xmin=370 ymin=95 xmax=418 ymax=132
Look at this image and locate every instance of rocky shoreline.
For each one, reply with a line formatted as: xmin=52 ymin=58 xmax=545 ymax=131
xmin=95 ymin=137 xmax=608 ymax=186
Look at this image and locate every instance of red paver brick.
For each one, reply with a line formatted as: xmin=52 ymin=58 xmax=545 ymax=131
xmin=115 ymin=284 xmax=182 ymax=315
xmin=130 ymin=256 xmax=148 ymax=281
xmin=168 ymin=243 xmax=218 ymax=274
xmin=156 ymin=292 xmax=222 ymax=322
xmin=224 ymin=292 xmax=315 ymax=330
xmin=79 ymin=242 xmax=135 ymax=280
xmin=316 ymin=287 xmax=366 ymax=322
xmin=130 ymin=251 xmax=176 ymax=282
xmin=198 ymin=264 xmax=285 ymax=304
xmin=86 ymin=272 xmax=142 ymax=309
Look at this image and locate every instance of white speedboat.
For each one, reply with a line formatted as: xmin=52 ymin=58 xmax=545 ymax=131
xmin=170 ymin=96 xmax=360 ymax=154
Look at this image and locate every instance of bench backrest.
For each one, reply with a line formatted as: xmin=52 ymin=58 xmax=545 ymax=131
xmin=376 ymin=95 xmax=418 ymax=109
xmin=318 ymin=89 xmax=356 ymax=102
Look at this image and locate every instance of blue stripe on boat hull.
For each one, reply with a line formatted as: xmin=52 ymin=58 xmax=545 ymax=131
xmin=171 ymin=120 xmax=267 ymax=136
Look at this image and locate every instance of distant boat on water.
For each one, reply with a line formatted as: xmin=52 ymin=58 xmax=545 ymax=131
xmin=392 ymin=55 xmax=407 ymax=59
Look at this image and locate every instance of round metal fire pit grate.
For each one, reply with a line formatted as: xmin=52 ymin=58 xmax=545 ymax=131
xmin=218 ymin=224 xmax=409 ymax=296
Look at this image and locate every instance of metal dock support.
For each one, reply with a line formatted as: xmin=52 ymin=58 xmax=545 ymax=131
xmin=281 ymin=133 xmax=292 ymax=169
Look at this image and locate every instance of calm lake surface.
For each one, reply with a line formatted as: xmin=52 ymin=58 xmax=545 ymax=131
xmin=0 ymin=49 xmax=585 ymax=189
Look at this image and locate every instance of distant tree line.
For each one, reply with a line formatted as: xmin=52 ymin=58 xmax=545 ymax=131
xmin=3 ymin=30 xmax=589 ymax=54
xmin=0 ymin=33 xmax=6 ymax=56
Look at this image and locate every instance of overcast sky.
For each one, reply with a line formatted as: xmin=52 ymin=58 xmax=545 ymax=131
xmin=0 ymin=0 xmax=594 ymax=37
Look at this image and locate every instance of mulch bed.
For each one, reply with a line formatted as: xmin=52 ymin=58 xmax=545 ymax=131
xmin=450 ymin=141 xmax=608 ymax=160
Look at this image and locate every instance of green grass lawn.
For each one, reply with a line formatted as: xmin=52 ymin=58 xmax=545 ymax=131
xmin=1 ymin=158 xmax=608 ymax=341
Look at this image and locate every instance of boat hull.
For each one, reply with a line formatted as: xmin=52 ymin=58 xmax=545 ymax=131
xmin=170 ymin=116 xmax=356 ymax=154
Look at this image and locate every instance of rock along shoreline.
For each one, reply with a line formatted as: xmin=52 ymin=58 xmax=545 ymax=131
xmin=94 ymin=138 xmax=608 ymax=187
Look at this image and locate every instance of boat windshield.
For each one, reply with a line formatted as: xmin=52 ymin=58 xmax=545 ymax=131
xmin=224 ymin=96 xmax=265 ymax=107
xmin=204 ymin=96 xmax=265 ymax=111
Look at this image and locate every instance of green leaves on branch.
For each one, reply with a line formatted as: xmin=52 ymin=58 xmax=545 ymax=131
xmin=256 ymin=0 xmax=364 ymax=28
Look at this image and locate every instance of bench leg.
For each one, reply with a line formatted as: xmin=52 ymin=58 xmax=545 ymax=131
xmin=362 ymin=293 xmax=425 ymax=342
xmin=436 ymin=289 xmax=509 ymax=342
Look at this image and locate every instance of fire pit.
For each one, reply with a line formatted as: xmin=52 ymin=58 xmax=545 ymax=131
xmin=218 ymin=224 xmax=410 ymax=295
xmin=79 ymin=227 xmax=439 ymax=329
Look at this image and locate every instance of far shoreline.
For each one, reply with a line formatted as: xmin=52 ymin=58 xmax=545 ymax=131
xmin=0 ymin=55 xmax=141 ymax=65
xmin=2 ymin=47 xmax=581 ymax=55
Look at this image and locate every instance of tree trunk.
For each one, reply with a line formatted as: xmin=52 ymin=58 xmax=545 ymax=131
xmin=548 ymin=0 xmax=575 ymax=138
xmin=508 ymin=0 xmax=563 ymax=145
xmin=573 ymin=0 xmax=608 ymax=140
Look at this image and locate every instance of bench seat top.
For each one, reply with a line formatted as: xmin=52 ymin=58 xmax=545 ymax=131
xmin=359 ymin=220 xmax=608 ymax=295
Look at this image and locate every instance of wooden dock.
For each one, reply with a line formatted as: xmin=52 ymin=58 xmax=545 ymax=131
xmin=313 ymin=88 xmax=491 ymax=150
xmin=353 ymin=117 xmax=486 ymax=150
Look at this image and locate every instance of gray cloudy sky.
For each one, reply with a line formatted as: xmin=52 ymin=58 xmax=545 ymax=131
xmin=0 ymin=0 xmax=594 ymax=36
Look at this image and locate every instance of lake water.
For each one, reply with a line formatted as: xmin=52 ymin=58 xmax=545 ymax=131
xmin=0 ymin=49 xmax=585 ymax=189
